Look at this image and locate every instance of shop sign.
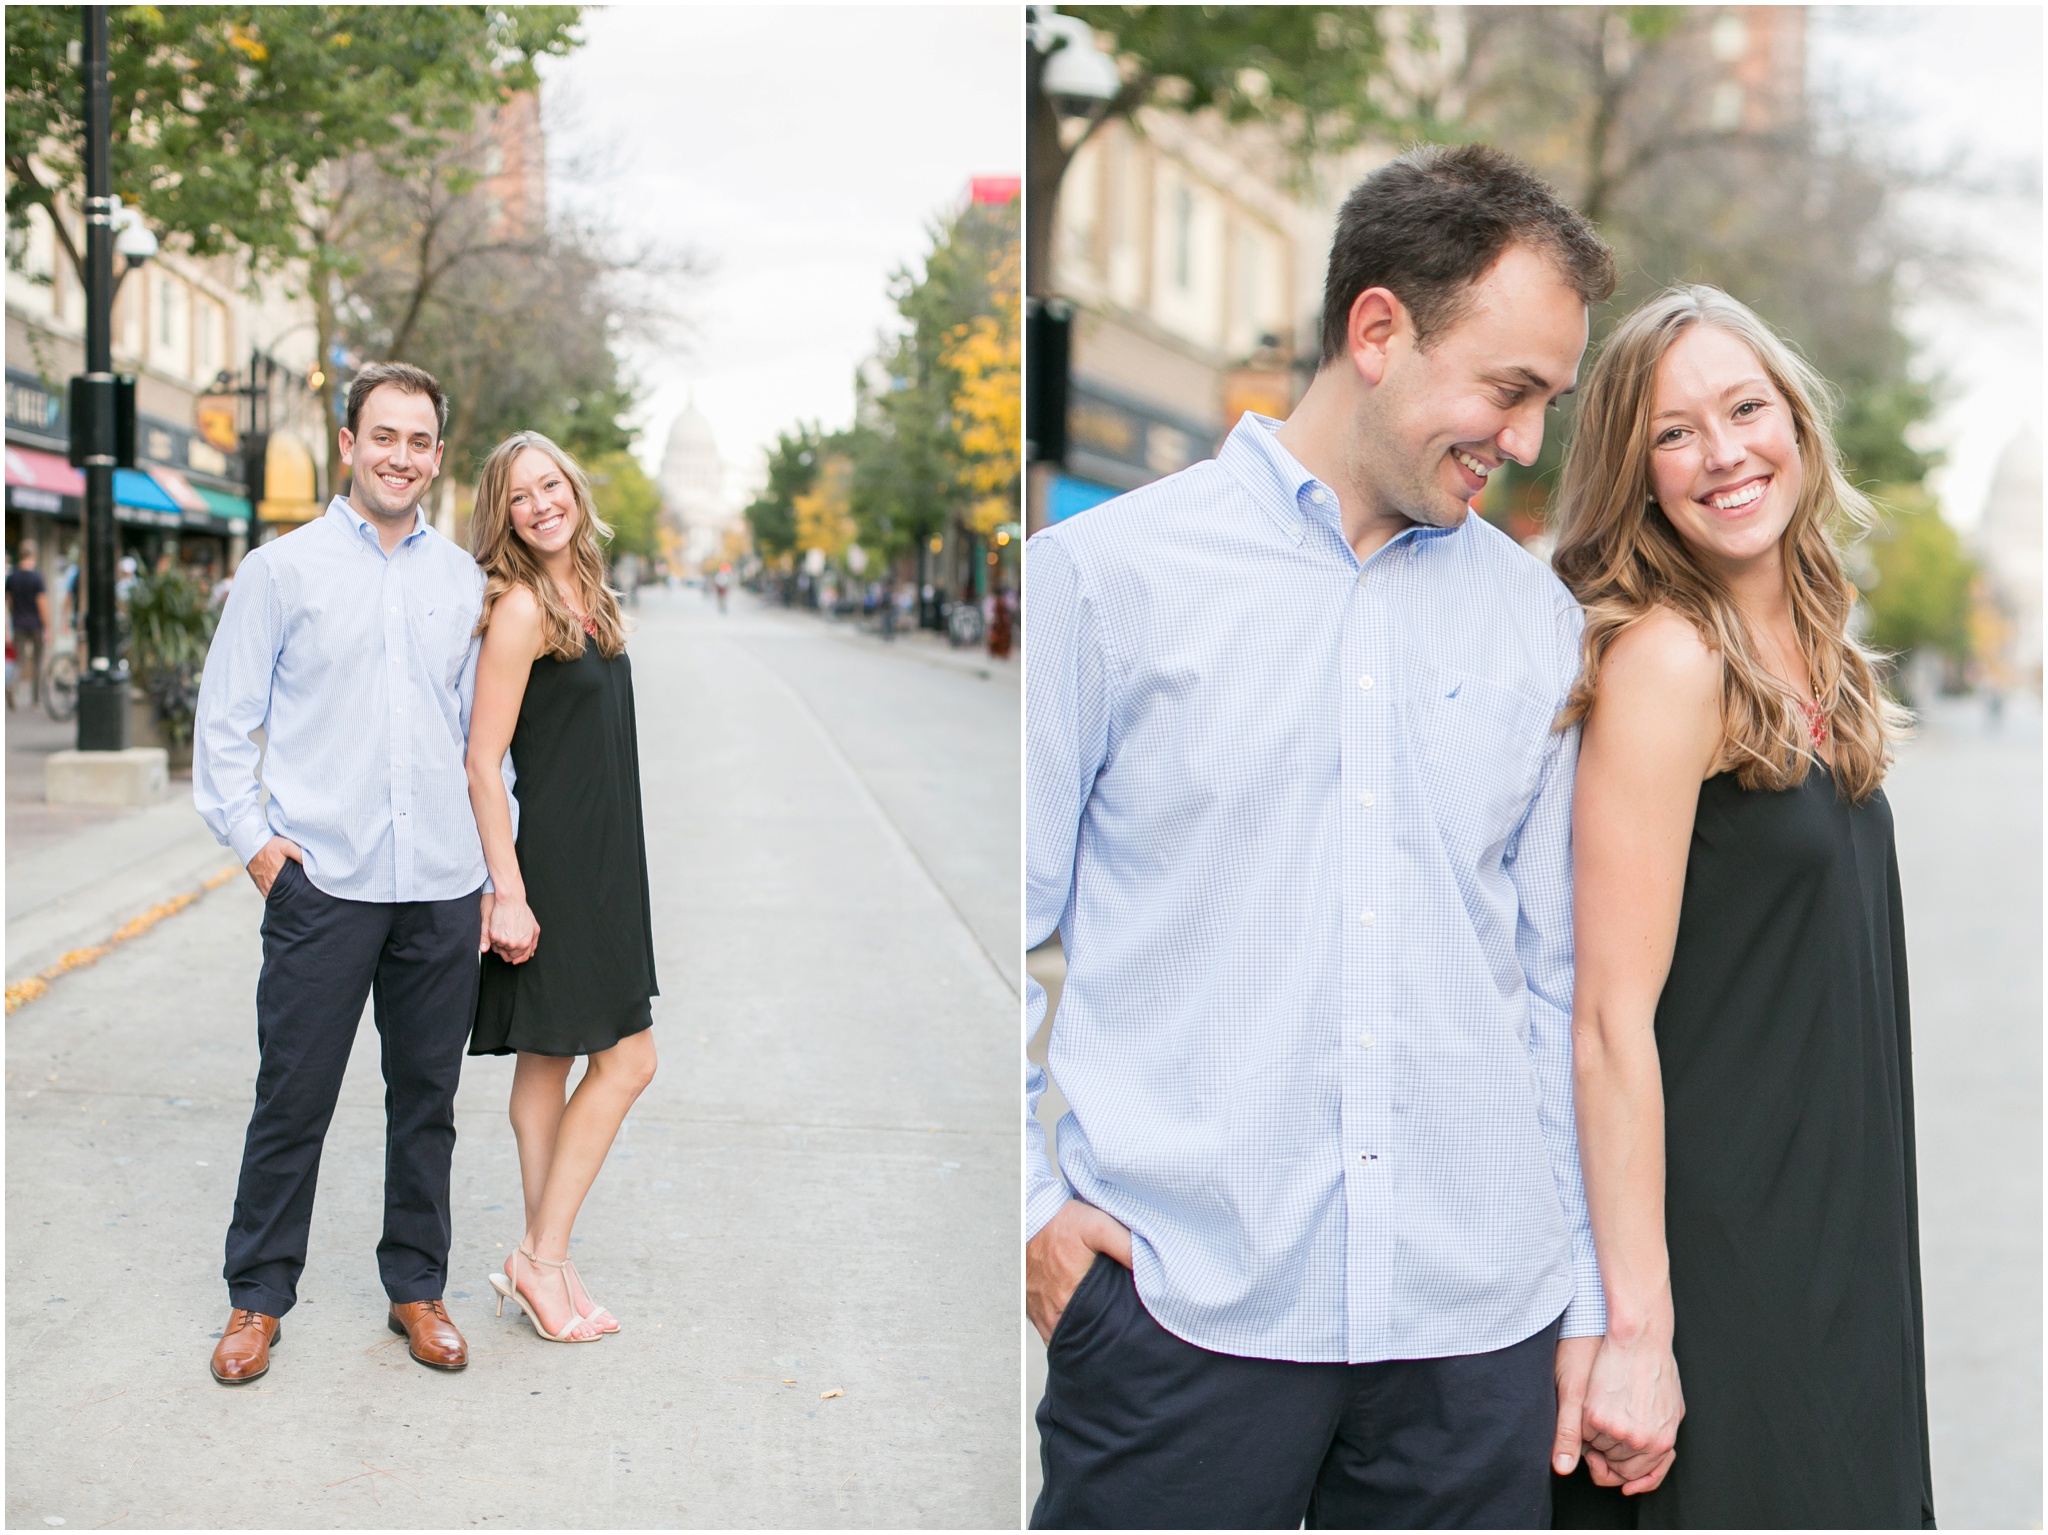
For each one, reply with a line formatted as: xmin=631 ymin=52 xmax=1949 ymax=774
xmin=5 ymin=368 xmax=66 ymax=445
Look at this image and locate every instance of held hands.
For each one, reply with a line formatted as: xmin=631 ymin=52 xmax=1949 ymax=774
xmin=485 ymin=893 xmax=540 ymax=964
xmin=1577 ymin=1329 xmax=1685 ymax=1494
xmin=245 ymin=836 xmax=304 ymax=898
xmin=1025 ymin=1198 xmax=1133 ymax=1345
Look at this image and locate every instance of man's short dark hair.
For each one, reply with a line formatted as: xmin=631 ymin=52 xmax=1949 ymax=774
xmin=345 ymin=361 xmax=449 ymax=442
xmin=1318 ymin=143 xmax=1615 ymax=364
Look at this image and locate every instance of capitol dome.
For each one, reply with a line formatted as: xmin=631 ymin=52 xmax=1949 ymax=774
xmin=659 ymin=395 xmax=736 ymax=570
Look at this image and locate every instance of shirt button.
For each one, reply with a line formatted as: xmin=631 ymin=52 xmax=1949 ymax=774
xmin=1357 ymin=675 xmax=1374 ymax=691
xmin=1358 ymin=1031 xmax=1375 ymax=1049
xmin=1359 ymin=910 xmax=1375 ymax=927
xmin=1358 ymin=791 xmax=1375 ymax=808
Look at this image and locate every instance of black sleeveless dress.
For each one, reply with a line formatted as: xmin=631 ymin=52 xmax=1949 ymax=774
xmin=1554 ymin=769 xmax=1935 ymax=1530
xmin=470 ymin=637 xmax=658 ymax=1057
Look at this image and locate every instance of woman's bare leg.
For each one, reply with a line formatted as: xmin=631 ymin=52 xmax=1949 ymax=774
xmin=523 ymin=1032 xmax=659 ymax=1294
xmin=508 ymin=1053 xmax=575 ymax=1229
xmin=505 ymin=1053 xmax=597 ymax=1337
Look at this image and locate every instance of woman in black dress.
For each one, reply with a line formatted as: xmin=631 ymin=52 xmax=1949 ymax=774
xmin=1547 ymin=287 xmax=1934 ymax=1528
xmin=465 ymin=431 xmax=659 ymax=1345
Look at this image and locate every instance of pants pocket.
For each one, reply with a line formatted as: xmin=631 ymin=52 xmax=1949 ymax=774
xmin=1047 ymin=1251 xmax=1119 ymax=1360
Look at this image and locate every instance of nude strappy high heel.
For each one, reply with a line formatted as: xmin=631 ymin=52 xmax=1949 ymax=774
xmin=487 ymin=1248 xmax=603 ymax=1343
xmin=563 ymin=1257 xmax=620 ymax=1334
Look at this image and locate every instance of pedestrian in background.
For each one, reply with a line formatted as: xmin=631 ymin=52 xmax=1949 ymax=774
xmin=465 ymin=430 xmax=659 ymax=1345
xmin=193 ymin=362 xmax=487 ymax=1386
xmin=1549 ymin=285 xmax=1934 ymax=1529
xmin=7 ymin=540 xmax=50 ymax=708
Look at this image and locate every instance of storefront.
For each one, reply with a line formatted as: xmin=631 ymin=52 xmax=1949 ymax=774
xmin=5 ymin=366 xmax=252 ymax=603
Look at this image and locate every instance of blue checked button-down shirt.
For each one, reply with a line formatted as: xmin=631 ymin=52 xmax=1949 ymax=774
xmin=194 ymin=498 xmax=490 ymax=903
xmin=1026 ymin=413 xmax=1603 ymax=1363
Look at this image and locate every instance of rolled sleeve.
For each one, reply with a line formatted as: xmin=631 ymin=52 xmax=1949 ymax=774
xmin=192 ymin=554 xmax=282 ymax=866
xmin=1023 ymin=534 xmax=1118 ymax=1241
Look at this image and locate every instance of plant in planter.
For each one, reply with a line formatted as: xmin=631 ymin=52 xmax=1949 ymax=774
xmin=126 ymin=568 xmax=217 ymax=756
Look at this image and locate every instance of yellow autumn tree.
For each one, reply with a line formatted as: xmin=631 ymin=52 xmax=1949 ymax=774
xmin=944 ymin=243 xmax=1021 ymax=537
xmin=793 ymin=452 xmax=858 ymax=563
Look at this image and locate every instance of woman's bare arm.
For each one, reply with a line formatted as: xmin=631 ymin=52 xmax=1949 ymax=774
xmin=466 ymin=585 xmax=545 ymax=963
xmin=1571 ymin=607 xmax=1723 ymax=1494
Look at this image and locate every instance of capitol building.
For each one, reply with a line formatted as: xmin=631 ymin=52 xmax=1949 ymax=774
xmin=658 ymin=397 xmax=742 ymax=573
xmin=1975 ymin=428 xmax=2042 ymax=691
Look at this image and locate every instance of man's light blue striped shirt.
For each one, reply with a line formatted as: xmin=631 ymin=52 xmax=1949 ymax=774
xmin=1026 ymin=413 xmax=1604 ymax=1364
xmin=193 ymin=498 xmax=490 ymax=903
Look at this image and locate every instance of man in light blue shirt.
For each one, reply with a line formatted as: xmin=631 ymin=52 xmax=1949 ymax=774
xmin=1026 ymin=146 xmax=1617 ymax=1527
xmin=194 ymin=363 xmax=486 ymax=1385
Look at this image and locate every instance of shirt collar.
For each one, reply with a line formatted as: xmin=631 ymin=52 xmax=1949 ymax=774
xmin=1217 ymin=410 xmax=1463 ymax=559
xmin=327 ymin=495 xmax=429 ymax=551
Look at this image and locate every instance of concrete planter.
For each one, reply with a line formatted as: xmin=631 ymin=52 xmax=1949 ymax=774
xmin=128 ymin=687 xmax=193 ymax=772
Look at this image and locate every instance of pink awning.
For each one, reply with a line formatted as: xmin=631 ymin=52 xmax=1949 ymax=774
xmin=146 ymin=464 xmax=212 ymax=515
xmin=5 ymin=445 xmax=83 ymax=496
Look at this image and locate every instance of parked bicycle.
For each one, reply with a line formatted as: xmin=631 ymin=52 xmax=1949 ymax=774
xmin=946 ymin=599 xmax=985 ymax=649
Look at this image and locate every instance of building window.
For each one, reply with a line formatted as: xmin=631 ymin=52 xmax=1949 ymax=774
xmin=152 ymin=274 xmax=189 ymax=377
xmin=195 ymin=296 xmax=224 ymax=382
xmin=1709 ymin=80 xmax=1745 ymax=131
xmin=1174 ymin=184 xmax=1193 ymax=291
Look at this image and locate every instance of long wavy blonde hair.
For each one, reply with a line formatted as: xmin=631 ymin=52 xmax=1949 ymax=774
xmin=1551 ymin=285 xmax=1905 ymax=801
xmin=470 ymin=431 xmax=626 ymax=661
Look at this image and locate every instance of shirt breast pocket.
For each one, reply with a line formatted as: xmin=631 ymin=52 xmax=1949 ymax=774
xmin=1408 ymin=665 xmax=1552 ymax=859
xmin=419 ymin=602 xmax=478 ymax=689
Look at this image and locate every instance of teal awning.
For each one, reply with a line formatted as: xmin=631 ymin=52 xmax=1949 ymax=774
xmin=197 ymin=486 xmax=252 ymax=525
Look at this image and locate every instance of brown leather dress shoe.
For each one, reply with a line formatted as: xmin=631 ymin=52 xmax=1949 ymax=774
xmin=388 ymin=1298 xmax=467 ymax=1370
xmin=211 ymin=1307 xmax=281 ymax=1385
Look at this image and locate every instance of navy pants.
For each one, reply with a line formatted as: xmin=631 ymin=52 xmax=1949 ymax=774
xmin=223 ymin=861 xmax=481 ymax=1318
xmin=1034 ymin=1255 xmax=1563 ymax=1529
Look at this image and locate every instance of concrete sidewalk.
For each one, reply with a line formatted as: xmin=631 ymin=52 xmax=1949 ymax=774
xmin=5 ymin=592 xmax=1021 ymax=1529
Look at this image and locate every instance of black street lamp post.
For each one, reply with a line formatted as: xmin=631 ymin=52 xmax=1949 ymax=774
xmin=71 ymin=5 xmax=129 ymax=750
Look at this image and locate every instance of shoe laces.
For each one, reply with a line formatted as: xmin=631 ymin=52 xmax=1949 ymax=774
xmin=416 ymin=1298 xmax=448 ymax=1322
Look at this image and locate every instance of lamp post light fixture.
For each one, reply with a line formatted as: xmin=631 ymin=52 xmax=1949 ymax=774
xmin=111 ymin=200 xmax=156 ymax=294
xmin=1028 ymin=7 xmax=1121 ymax=123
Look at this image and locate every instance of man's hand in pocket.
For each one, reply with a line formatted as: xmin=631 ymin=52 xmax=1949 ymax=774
xmin=1027 ymin=1199 xmax=1133 ymax=1344
xmin=247 ymin=837 xmax=304 ymax=898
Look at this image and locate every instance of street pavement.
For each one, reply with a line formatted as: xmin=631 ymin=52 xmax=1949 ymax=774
xmin=6 ymin=589 xmax=1022 ymax=1530
xmin=1026 ymin=692 xmax=2042 ymax=1530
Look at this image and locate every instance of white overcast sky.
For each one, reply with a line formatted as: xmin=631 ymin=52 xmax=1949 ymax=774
xmin=1809 ymin=6 xmax=2042 ymax=531
xmin=537 ymin=4 xmax=1020 ymax=499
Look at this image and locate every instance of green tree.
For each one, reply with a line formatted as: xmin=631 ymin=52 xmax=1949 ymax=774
xmin=1031 ymin=6 xmax=1409 ymax=293
xmin=5 ymin=6 xmax=581 ymax=277
xmin=744 ymin=424 xmax=828 ymax=566
xmin=850 ymin=196 xmax=1020 ymax=565
xmin=6 ymin=5 xmax=586 ymax=484
xmin=585 ymin=449 xmax=659 ymax=561
xmin=1861 ymin=484 xmax=1976 ymax=664
xmin=333 ymin=128 xmax=652 ymax=478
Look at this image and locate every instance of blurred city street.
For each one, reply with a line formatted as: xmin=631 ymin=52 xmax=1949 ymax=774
xmin=1027 ymin=692 xmax=2042 ymax=1530
xmin=6 ymin=589 xmax=1021 ymax=1530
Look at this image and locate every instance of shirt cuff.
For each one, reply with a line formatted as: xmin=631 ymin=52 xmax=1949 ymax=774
xmin=226 ymin=814 xmax=274 ymax=869
xmin=1560 ymin=1269 xmax=1609 ymax=1338
xmin=1026 ymin=1173 xmax=1073 ymax=1244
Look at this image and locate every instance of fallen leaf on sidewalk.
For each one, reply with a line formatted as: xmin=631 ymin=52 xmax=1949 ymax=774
xmin=820 ymin=1389 xmax=844 ymax=1399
